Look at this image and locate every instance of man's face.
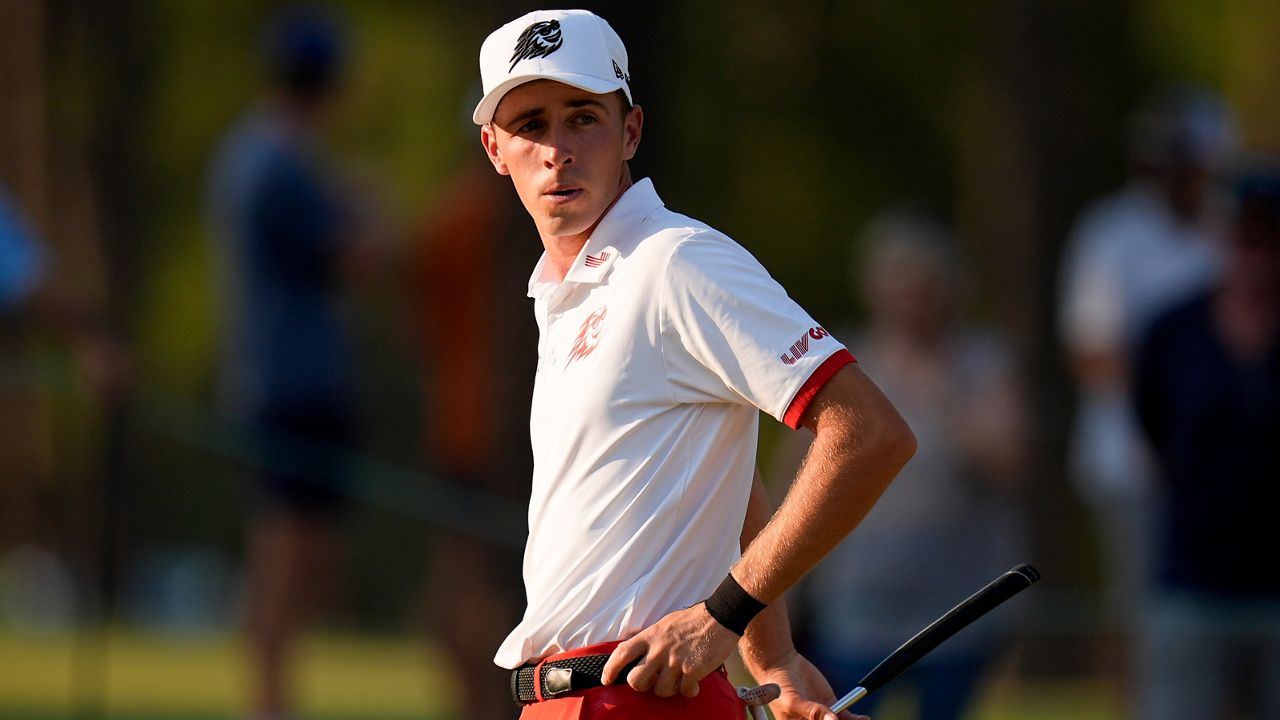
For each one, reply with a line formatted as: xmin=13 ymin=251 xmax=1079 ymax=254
xmin=481 ymin=80 xmax=642 ymax=241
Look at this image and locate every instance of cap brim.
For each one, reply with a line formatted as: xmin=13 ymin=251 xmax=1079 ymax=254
xmin=472 ymin=72 xmax=624 ymax=125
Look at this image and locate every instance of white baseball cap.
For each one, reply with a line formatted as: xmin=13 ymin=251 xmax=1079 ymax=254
xmin=473 ymin=9 xmax=632 ymax=125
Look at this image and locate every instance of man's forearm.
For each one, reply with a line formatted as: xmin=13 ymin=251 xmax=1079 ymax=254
xmin=737 ymin=469 xmax=799 ymax=673
xmin=740 ymin=591 xmax=800 ymax=677
xmin=733 ymin=364 xmax=914 ymax=605
xmin=735 ymin=465 xmax=867 ymax=720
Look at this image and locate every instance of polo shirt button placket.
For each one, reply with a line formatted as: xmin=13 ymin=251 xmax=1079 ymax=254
xmin=547 ymin=308 xmax=562 ymax=367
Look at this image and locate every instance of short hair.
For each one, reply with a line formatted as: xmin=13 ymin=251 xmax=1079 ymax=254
xmin=612 ymin=89 xmax=633 ymax=119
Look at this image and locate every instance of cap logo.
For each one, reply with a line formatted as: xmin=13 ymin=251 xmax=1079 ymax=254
xmin=509 ymin=19 xmax=563 ymax=72
xmin=612 ymin=59 xmax=630 ymax=84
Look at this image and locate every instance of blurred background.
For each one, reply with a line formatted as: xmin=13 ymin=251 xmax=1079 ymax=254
xmin=2 ymin=0 xmax=1279 ymax=719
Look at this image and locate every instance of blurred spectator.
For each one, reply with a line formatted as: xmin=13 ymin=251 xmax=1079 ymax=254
xmin=1132 ymin=165 xmax=1280 ymax=720
xmin=0 ymin=187 xmax=51 ymax=559
xmin=205 ymin=10 xmax=364 ymax=720
xmin=1 ymin=185 xmax=126 ymax=554
xmin=0 ymin=186 xmax=127 ymax=404
xmin=412 ymin=130 xmax=541 ymax=718
xmin=774 ymin=212 xmax=1027 ymax=720
xmin=1058 ymin=87 xmax=1234 ymax=647
xmin=0 ymin=189 xmax=46 ymax=314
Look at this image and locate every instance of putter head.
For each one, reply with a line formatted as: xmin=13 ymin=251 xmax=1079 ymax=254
xmin=737 ymin=683 xmax=782 ymax=706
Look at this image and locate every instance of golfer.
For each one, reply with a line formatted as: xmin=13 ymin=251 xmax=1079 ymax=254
xmin=474 ymin=10 xmax=916 ymax=719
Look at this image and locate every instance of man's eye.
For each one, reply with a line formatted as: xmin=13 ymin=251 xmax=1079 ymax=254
xmin=518 ymin=119 xmax=544 ymax=133
xmin=574 ymin=114 xmax=597 ymax=125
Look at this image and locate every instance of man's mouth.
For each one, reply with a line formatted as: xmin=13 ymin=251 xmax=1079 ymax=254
xmin=544 ymin=187 xmax=582 ymax=202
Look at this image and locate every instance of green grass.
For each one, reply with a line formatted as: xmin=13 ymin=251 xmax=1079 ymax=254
xmin=0 ymin=712 xmax=427 ymax=720
xmin=0 ymin=629 xmax=1121 ymax=720
xmin=969 ymin=677 xmax=1122 ymax=720
xmin=0 ymin=628 xmax=456 ymax=720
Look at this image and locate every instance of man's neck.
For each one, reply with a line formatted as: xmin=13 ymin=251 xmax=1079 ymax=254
xmin=542 ymin=165 xmax=633 ymax=282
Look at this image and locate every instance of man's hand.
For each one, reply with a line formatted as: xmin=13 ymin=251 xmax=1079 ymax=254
xmin=600 ymin=603 xmax=739 ymax=698
xmin=757 ymin=650 xmax=866 ymax=720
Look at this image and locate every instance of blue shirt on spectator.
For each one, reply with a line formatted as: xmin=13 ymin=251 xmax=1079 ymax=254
xmin=207 ymin=111 xmax=353 ymax=417
xmin=1134 ymin=290 xmax=1280 ymax=597
xmin=0 ymin=189 xmax=47 ymax=314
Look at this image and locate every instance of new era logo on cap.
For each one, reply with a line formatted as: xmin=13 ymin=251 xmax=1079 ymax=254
xmin=474 ymin=9 xmax=632 ymax=125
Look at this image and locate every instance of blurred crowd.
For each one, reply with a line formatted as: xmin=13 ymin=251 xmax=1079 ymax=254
xmin=2 ymin=4 xmax=1280 ymax=720
xmin=1060 ymin=88 xmax=1280 ymax=720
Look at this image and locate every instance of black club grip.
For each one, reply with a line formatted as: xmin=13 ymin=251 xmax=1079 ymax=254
xmin=856 ymin=564 xmax=1040 ymax=695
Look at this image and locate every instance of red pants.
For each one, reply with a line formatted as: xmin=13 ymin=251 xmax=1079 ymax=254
xmin=517 ymin=642 xmax=745 ymax=719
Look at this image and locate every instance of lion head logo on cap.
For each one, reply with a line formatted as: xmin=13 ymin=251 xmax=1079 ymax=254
xmin=509 ymin=19 xmax=563 ymax=72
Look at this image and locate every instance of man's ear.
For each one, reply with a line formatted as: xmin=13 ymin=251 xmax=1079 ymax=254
xmin=480 ymin=124 xmax=510 ymax=176
xmin=622 ymin=104 xmax=644 ymax=162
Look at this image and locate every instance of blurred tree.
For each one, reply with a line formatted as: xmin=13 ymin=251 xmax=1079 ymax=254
xmin=1221 ymin=0 xmax=1280 ymax=151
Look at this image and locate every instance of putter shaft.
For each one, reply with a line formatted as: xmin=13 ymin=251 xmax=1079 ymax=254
xmin=831 ymin=686 xmax=867 ymax=714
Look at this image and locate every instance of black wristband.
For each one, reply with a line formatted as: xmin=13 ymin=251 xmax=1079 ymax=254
xmin=704 ymin=573 xmax=767 ymax=636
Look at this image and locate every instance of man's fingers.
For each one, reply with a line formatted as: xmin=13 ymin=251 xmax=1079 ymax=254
xmin=781 ymin=699 xmax=839 ymax=720
xmin=652 ymin=665 xmax=681 ymax=698
xmin=808 ymin=708 xmax=838 ymax=720
xmin=627 ymin=658 xmax=658 ymax=692
xmin=678 ymin=672 xmax=701 ymax=698
xmin=600 ymin=640 xmax=645 ymax=685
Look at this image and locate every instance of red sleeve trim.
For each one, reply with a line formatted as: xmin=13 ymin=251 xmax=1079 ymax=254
xmin=782 ymin=349 xmax=856 ymax=429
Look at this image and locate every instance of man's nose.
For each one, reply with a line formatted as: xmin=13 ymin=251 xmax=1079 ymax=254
xmin=543 ymin=125 xmax=574 ymax=168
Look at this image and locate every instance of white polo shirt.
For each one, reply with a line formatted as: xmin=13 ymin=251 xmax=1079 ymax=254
xmin=496 ymin=178 xmax=854 ymax=669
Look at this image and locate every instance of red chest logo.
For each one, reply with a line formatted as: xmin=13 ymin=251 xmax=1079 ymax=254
xmin=568 ymin=307 xmax=608 ymax=364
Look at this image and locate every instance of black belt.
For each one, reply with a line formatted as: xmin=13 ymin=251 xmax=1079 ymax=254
xmin=510 ymin=654 xmax=641 ymax=706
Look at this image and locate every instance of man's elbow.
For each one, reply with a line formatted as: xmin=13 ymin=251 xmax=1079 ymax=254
xmin=821 ymin=402 xmax=916 ymax=474
xmin=879 ymin=410 xmax=917 ymax=472
xmin=806 ymin=364 xmax=916 ymax=471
